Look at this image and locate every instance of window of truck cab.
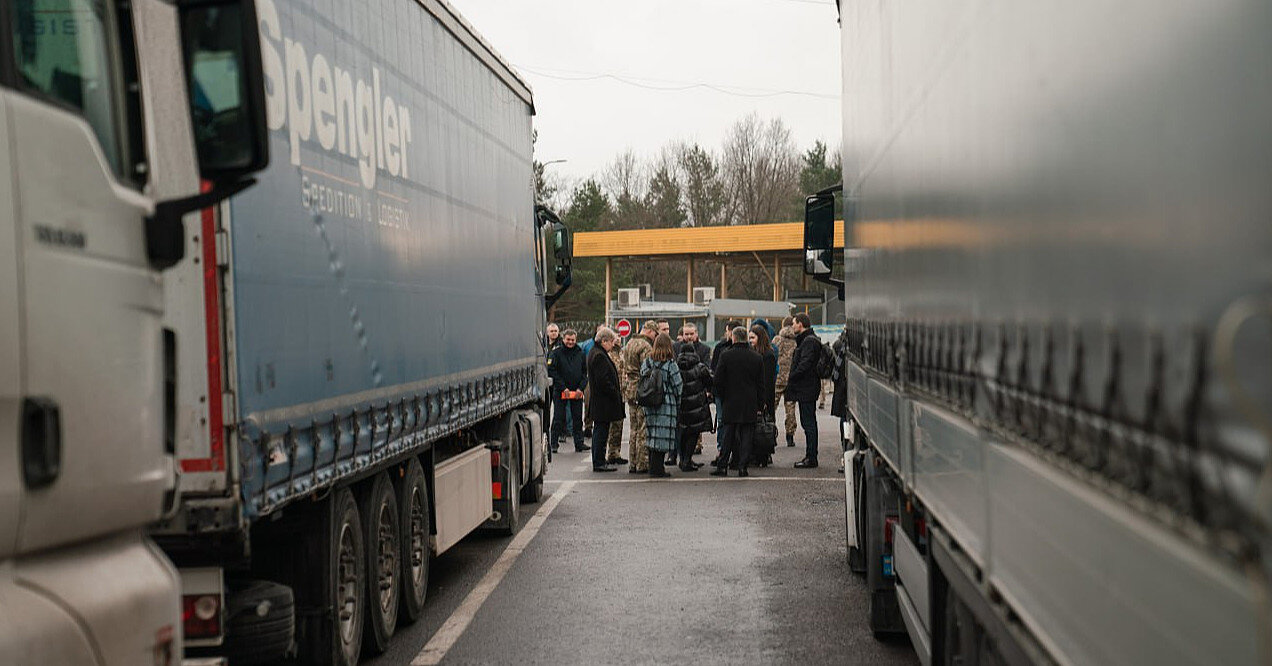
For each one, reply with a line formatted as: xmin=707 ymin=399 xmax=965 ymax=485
xmin=6 ymin=0 xmax=146 ymax=187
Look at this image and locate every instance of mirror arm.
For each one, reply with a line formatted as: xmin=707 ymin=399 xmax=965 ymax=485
xmin=151 ymin=178 xmax=255 ymax=223
xmin=545 ymin=273 xmax=572 ymax=310
xmin=816 ymin=182 xmax=843 ymax=197
xmin=145 ymin=178 xmax=256 ymax=271
xmin=813 ymin=275 xmax=845 ymax=301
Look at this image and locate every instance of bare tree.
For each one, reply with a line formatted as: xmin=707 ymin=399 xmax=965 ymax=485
xmin=721 ymin=114 xmax=800 ymax=225
xmin=676 ymin=142 xmax=728 ymax=227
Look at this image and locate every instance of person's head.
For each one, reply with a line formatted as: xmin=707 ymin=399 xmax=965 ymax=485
xmin=749 ymin=324 xmax=772 ymax=356
xmin=562 ymin=329 xmax=578 ymax=347
xmin=596 ymin=327 xmax=618 ymax=351
xmin=676 ymin=326 xmax=686 ymax=342
xmin=723 ymin=321 xmax=742 ymax=340
xmin=782 ymin=316 xmax=793 ymax=329
xmin=793 ymin=313 xmax=811 ymax=333
xmin=547 ymin=323 xmax=560 ymax=340
xmin=684 ymin=323 xmax=699 ymax=343
xmin=657 ymin=319 xmax=670 ymax=338
xmin=651 ymin=333 xmax=676 ymax=361
xmin=595 ymin=324 xmax=605 ymax=341
xmin=731 ymin=326 xmax=748 ymax=344
xmin=641 ymin=320 xmax=659 ymax=340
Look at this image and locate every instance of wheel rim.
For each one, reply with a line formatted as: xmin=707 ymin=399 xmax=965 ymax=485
xmin=408 ymin=485 xmax=427 ymax=593
xmin=377 ymin=500 xmax=398 ymax=615
xmin=337 ymin=521 xmax=359 ymax=648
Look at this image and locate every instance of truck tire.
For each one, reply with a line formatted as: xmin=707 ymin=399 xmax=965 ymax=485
xmin=500 ymin=443 xmax=522 ymax=536
xmin=395 ymin=458 xmax=430 ymax=625
xmin=220 ymin=579 xmax=294 ymax=665
xmin=519 ymin=427 xmax=544 ymax=504
xmin=312 ymin=487 xmax=365 ymax=666
xmin=849 ymin=455 xmax=867 ymax=576
xmin=358 ymin=472 xmax=400 ymax=654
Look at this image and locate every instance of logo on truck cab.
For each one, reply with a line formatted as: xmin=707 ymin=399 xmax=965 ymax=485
xmin=257 ymin=0 xmax=413 ymax=191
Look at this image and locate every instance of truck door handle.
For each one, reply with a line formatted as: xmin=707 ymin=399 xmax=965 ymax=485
xmin=22 ymin=397 xmax=61 ymax=489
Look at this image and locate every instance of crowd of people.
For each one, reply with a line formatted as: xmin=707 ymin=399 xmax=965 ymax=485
xmin=545 ymin=313 xmax=828 ymax=477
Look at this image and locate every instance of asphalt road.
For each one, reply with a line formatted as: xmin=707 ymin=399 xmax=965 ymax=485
xmin=367 ymin=408 xmax=918 ymax=665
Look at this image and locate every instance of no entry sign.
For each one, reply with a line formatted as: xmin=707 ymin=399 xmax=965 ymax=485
xmin=615 ymin=319 xmax=632 ymax=337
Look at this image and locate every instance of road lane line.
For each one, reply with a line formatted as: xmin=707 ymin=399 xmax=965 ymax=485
xmin=574 ymin=476 xmax=841 ymax=484
xmin=412 ymin=480 xmax=577 ymax=665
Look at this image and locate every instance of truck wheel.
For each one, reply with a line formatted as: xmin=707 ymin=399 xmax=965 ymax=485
xmin=501 ymin=445 xmax=522 ymax=536
xmin=849 ymin=459 xmax=867 ymax=576
xmin=315 ymin=487 xmax=364 ymax=666
xmin=219 ymin=579 xmax=294 ymax=665
xmin=519 ymin=430 xmax=544 ymax=504
xmin=396 ymin=458 xmax=430 ymax=625
xmin=359 ymin=473 xmax=400 ymax=654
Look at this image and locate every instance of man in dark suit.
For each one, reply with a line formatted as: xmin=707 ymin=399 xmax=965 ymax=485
xmin=711 ymin=327 xmax=764 ymax=477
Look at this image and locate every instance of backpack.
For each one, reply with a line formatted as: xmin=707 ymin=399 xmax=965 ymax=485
xmin=637 ymin=361 xmax=665 ymax=408
xmin=816 ymin=341 xmax=837 ymax=380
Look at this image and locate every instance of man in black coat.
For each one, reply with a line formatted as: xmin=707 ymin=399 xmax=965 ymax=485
xmin=585 ymin=328 xmax=624 ymax=472
xmin=711 ymin=327 xmax=764 ymax=477
xmin=786 ymin=313 xmax=822 ymax=468
xmin=547 ymin=330 xmax=589 ymax=452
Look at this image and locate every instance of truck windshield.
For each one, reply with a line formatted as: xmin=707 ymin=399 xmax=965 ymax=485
xmin=9 ymin=0 xmax=127 ymax=177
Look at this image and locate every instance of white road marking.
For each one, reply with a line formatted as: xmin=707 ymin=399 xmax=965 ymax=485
xmin=412 ymin=480 xmax=577 ymax=665
xmin=574 ymin=476 xmax=842 ymax=484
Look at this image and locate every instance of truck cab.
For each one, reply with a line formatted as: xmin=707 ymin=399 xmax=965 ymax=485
xmin=0 ymin=0 xmax=268 ymax=663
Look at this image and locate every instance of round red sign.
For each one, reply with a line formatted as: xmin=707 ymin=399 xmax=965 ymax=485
xmin=615 ymin=319 xmax=632 ymax=337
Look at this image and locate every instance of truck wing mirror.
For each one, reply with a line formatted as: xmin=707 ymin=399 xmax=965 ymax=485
xmin=803 ymin=191 xmax=844 ymax=299
xmin=536 ymin=206 xmax=573 ymax=309
xmin=177 ymin=0 xmax=270 ymax=182
xmin=147 ymin=0 xmax=270 ymax=271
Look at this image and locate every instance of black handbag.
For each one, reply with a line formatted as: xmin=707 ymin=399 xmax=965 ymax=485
xmin=755 ymin=412 xmax=778 ymax=452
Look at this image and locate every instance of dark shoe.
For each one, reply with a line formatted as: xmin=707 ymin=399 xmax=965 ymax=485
xmin=592 ymin=465 xmax=617 ymax=473
xmin=679 ymin=464 xmax=698 ymax=473
xmin=629 ymin=467 xmax=647 ymax=474
xmin=690 ymin=461 xmax=704 ymax=469
xmin=794 ymin=458 xmax=819 ymax=469
xmin=738 ymin=469 xmax=750 ymax=477
xmin=575 ymin=444 xmax=591 ymax=452
xmin=709 ymin=468 xmax=728 ymax=477
xmin=606 ymin=457 xmax=629 ymax=465
xmin=551 ymin=446 xmax=559 ymax=454
xmin=837 ymin=466 xmax=845 ymax=474
xmin=786 ymin=434 xmax=796 ymax=447
xmin=709 ymin=458 xmax=721 ymax=467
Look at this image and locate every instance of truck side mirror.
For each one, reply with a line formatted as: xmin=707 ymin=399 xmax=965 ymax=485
xmin=147 ymin=0 xmax=271 ymax=271
xmin=803 ymin=193 xmax=836 ymax=277
xmin=177 ymin=0 xmax=270 ymax=182
xmin=536 ymin=206 xmax=573 ymax=309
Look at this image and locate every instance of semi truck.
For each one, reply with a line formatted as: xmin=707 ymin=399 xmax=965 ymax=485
xmin=0 ymin=0 xmax=272 ymax=663
xmin=151 ymin=0 xmax=571 ymax=664
xmin=805 ymin=1 xmax=1271 ymax=665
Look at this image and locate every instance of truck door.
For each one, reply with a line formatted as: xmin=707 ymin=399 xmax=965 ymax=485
xmin=3 ymin=0 xmax=171 ymax=553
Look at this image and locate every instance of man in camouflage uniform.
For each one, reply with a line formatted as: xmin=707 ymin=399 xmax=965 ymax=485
xmin=620 ymin=321 xmax=659 ymax=472
xmin=775 ymin=317 xmax=799 ymax=447
xmin=605 ymin=336 xmax=628 ymax=464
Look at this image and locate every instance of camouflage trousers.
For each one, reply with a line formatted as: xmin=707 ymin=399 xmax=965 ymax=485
xmin=626 ymin=403 xmax=649 ymax=472
xmin=606 ymin=417 xmax=624 ymax=461
xmin=777 ymin=386 xmax=797 ymax=435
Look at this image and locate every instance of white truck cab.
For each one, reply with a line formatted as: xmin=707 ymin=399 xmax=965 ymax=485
xmin=0 ymin=0 xmax=268 ymax=663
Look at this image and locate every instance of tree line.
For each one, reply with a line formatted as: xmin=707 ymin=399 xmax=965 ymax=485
xmin=540 ymin=113 xmax=841 ymax=323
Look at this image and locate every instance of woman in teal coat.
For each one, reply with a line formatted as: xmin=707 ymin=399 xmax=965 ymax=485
xmin=640 ymin=334 xmax=683 ymax=478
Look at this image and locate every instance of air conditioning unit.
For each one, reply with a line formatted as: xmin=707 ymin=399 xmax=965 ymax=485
xmin=617 ymin=288 xmax=640 ymax=308
xmin=637 ymin=283 xmax=653 ymax=299
xmin=692 ymin=287 xmax=715 ymax=306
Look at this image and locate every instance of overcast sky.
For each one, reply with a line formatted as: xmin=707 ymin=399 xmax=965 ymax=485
xmin=445 ymin=0 xmax=843 ymax=186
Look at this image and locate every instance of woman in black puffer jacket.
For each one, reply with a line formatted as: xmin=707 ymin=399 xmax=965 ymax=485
xmin=674 ymin=347 xmax=714 ymax=472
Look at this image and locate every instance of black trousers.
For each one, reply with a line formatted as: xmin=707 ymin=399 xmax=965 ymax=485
xmin=552 ymin=397 xmax=584 ymax=449
xmin=677 ymin=429 xmax=699 ymax=466
xmin=718 ymin=423 xmax=755 ymax=471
